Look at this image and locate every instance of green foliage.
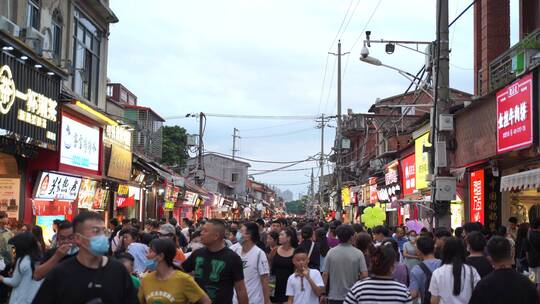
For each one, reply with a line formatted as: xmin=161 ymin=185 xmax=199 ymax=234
xmin=285 ymin=200 xmax=306 ymax=215
xmin=161 ymin=125 xmax=189 ymax=174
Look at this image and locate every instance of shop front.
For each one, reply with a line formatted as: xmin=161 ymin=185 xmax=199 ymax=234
xmin=378 ymin=160 xmax=401 ymax=226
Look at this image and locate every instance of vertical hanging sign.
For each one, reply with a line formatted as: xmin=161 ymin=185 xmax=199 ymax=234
xmin=469 ymin=169 xmax=484 ymax=224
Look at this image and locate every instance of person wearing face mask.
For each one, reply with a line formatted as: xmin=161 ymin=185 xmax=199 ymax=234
xmin=33 ymin=221 xmax=78 ymax=281
xmin=32 ymin=211 xmax=138 ymax=304
xmin=138 ymin=238 xmax=211 ymax=304
xmin=402 ymin=230 xmax=421 ymax=270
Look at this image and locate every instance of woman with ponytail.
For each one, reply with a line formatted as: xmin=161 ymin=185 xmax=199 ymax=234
xmin=138 ymin=238 xmax=211 ymax=304
xmin=429 ymin=237 xmax=480 ymax=304
xmin=344 ymin=244 xmax=412 ymax=303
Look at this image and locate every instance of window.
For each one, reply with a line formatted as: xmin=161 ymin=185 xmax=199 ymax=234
xmin=52 ymin=22 xmax=61 ymax=62
xmin=401 ymin=105 xmax=415 ymax=116
xmin=26 ymin=0 xmax=40 ymax=29
xmin=2 ymin=0 xmax=17 ymax=22
xmin=120 ymin=90 xmax=127 ymax=102
xmin=232 ymin=173 xmax=239 ymax=183
xmin=72 ymin=8 xmax=101 ymax=105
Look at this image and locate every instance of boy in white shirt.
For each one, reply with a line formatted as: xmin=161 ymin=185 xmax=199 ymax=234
xmin=286 ymin=248 xmax=325 ymax=304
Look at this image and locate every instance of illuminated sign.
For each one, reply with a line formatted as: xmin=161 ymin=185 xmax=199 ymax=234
xmin=415 ymin=132 xmax=430 ymax=190
xmin=60 ymin=115 xmax=100 ymax=171
xmin=77 ymin=178 xmax=98 ymax=209
xmin=33 ymin=171 xmax=82 ymax=201
xmin=401 ymin=154 xmax=416 ymax=196
xmin=469 ymin=169 xmax=484 ymax=224
xmin=0 ymin=63 xmax=59 ymax=148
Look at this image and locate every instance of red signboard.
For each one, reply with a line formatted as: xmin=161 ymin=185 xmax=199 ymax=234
xmin=496 ymin=73 xmax=534 ymax=154
xmin=369 ymin=177 xmax=378 ymax=204
xmin=469 ymin=169 xmax=484 ymax=224
xmin=400 ymin=154 xmax=416 ymax=196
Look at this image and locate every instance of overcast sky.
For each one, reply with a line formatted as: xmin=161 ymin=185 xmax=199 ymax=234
xmin=107 ymin=0 xmax=482 ymax=197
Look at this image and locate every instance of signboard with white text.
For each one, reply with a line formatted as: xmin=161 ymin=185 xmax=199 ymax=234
xmin=60 ymin=115 xmax=100 ymax=171
xmin=33 ymin=172 xmax=81 ymax=201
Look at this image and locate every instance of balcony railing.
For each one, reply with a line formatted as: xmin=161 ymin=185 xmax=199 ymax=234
xmin=487 ymin=27 xmax=540 ymax=94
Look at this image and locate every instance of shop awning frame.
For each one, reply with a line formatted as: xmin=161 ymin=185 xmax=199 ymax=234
xmin=500 ymin=168 xmax=540 ymax=191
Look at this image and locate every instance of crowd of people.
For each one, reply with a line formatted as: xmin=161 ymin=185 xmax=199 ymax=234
xmin=0 ymin=211 xmax=537 ymax=303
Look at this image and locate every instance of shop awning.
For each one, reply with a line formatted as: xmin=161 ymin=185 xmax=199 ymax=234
xmin=147 ymin=163 xmax=174 ymax=183
xmin=501 ymin=168 xmax=540 ymax=191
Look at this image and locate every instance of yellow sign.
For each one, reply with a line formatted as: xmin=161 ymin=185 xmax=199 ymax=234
xmin=415 ymin=132 xmax=430 ymax=190
xmin=0 ymin=65 xmax=57 ymax=140
xmin=341 ymin=187 xmax=350 ymax=207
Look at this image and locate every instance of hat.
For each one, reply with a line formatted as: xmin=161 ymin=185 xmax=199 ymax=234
xmin=158 ymin=223 xmax=176 ymax=235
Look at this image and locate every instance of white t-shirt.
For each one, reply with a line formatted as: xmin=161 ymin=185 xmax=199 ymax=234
xmin=429 ymin=264 xmax=481 ymax=304
xmin=181 ymin=227 xmax=190 ymax=242
xmin=286 ymin=269 xmax=324 ymax=304
xmin=232 ymin=245 xmax=270 ymax=304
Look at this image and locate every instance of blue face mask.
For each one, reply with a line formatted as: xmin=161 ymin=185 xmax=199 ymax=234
xmin=236 ymin=231 xmax=244 ymax=244
xmin=67 ymin=245 xmax=79 ymax=256
xmin=88 ymin=235 xmax=109 ymax=256
xmin=145 ymin=259 xmax=157 ymax=271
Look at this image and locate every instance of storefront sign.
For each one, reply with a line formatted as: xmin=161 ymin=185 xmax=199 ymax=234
xmin=184 ymin=191 xmax=198 ymax=206
xmin=0 ymin=178 xmax=20 ymax=221
xmin=496 ymin=73 xmax=533 ymax=154
xmin=415 ymin=132 xmax=430 ymax=190
xmin=105 ymin=125 xmax=131 ymax=149
xmin=470 ymin=169 xmax=484 ymax=224
xmin=60 ymin=115 xmax=100 ymax=171
xmin=33 ymin=172 xmax=81 ymax=201
xmin=116 ymin=184 xmax=134 ymax=208
xmin=369 ymin=177 xmax=378 ymax=204
xmin=92 ymin=188 xmax=108 ymax=210
xmin=342 ymin=187 xmax=351 ymax=207
xmin=108 ymin=145 xmax=132 ymax=181
xmin=77 ymin=178 xmax=98 ymax=209
xmin=385 ymin=161 xmax=399 ymax=185
xmin=0 ymin=63 xmax=59 ymax=148
xmin=401 ymin=154 xmax=416 ymax=196
xmin=33 ymin=200 xmax=73 ymax=218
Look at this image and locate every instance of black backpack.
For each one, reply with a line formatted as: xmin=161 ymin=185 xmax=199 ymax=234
xmin=418 ymin=262 xmax=433 ymax=304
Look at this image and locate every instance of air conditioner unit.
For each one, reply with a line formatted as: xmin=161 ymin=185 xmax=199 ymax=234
xmin=0 ymin=16 xmax=20 ymax=37
xmin=23 ymin=27 xmax=45 ymax=55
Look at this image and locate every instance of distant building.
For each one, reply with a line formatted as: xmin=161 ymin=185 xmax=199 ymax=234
xmin=280 ymin=189 xmax=294 ymax=202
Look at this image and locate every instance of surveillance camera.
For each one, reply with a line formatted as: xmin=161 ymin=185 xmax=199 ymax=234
xmin=360 ymin=45 xmax=369 ymax=58
xmin=385 ymin=43 xmax=395 ymax=54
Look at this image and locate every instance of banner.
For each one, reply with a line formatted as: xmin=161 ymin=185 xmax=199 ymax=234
xmin=33 ymin=172 xmax=81 ymax=201
xmin=401 ymin=154 xmax=416 ymax=196
xmin=469 ymin=169 xmax=484 ymax=224
xmin=496 ymin=73 xmax=533 ymax=154
xmin=415 ymin=132 xmax=430 ymax=190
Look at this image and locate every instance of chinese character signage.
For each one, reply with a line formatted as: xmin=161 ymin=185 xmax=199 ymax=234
xmin=369 ymin=177 xmax=378 ymax=204
xmin=33 ymin=172 xmax=82 ymax=201
xmin=342 ymin=187 xmax=351 ymax=207
xmin=60 ymin=115 xmax=100 ymax=171
xmin=77 ymin=179 xmax=98 ymax=209
xmin=415 ymin=132 xmax=430 ymax=190
xmin=107 ymin=145 xmax=132 ymax=181
xmin=0 ymin=59 xmax=60 ymax=149
xmin=470 ymin=169 xmax=484 ymax=224
xmin=401 ymin=154 xmax=416 ymax=196
xmin=116 ymin=184 xmax=134 ymax=208
xmin=105 ymin=125 xmax=131 ymax=149
xmin=184 ymin=191 xmax=198 ymax=206
xmin=496 ymin=73 xmax=533 ymax=154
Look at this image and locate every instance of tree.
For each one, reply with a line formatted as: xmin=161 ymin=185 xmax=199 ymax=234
xmin=161 ymin=125 xmax=189 ymax=174
xmin=285 ymin=199 xmax=306 ymax=215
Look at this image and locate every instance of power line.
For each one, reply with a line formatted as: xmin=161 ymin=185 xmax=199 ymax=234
xmin=165 ymin=113 xmax=318 ymax=120
xmin=249 ymin=167 xmax=320 ymax=172
xmin=341 ymin=0 xmax=363 ymax=40
xmin=268 ymin=181 xmax=311 ymax=186
xmin=242 ymin=127 xmax=316 ymax=139
xmin=323 ymin=56 xmax=338 ymax=114
xmin=206 ymin=151 xmax=316 ymax=164
xmin=249 ymin=161 xmax=309 ymax=176
xmin=328 ymin=0 xmax=355 ymax=52
xmin=241 ymin=120 xmax=307 ymax=132
xmin=449 ymin=0 xmax=476 ymax=27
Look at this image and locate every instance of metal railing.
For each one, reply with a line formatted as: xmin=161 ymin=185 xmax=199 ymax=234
xmin=487 ymin=27 xmax=540 ymax=94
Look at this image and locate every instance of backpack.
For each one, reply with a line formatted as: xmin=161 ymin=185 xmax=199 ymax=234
xmin=418 ymin=262 xmax=433 ymax=304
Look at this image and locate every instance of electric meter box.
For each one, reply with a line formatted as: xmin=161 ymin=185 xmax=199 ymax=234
xmin=435 ymin=176 xmax=456 ymax=201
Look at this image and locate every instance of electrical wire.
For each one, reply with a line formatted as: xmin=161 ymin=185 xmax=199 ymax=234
xmin=250 ymin=167 xmax=320 ymax=172
xmin=166 ymin=113 xmax=317 ymax=120
xmin=241 ymin=120 xmax=307 ymax=132
xmin=449 ymin=0 xmax=476 ymax=27
xmin=329 ymin=0 xmax=355 ymax=52
xmin=323 ymin=56 xmax=338 ymax=114
xmin=242 ymin=127 xmax=316 ymax=139
xmin=249 ymin=161 xmax=309 ymax=176
xmin=206 ymin=151 xmax=317 ymax=164
xmin=268 ymin=181 xmax=311 ymax=186
xmin=341 ymin=0 xmax=363 ymax=40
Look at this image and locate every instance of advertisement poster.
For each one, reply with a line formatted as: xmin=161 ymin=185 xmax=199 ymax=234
xmin=34 ymin=172 xmax=81 ymax=201
xmin=0 ymin=178 xmax=20 ymax=221
xmin=60 ymin=115 xmax=100 ymax=171
xmin=401 ymin=154 xmax=416 ymax=196
xmin=37 ymin=215 xmax=65 ymax=246
xmin=116 ymin=184 xmax=134 ymax=208
xmin=77 ymin=179 xmax=97 ymax=209
xmin=470 ymin=169 xmax=485 ymax=224
xmin=451 ymin=203 xmax=463 ymax=230
xmin=496 ymin=73 xmax=533 ymax=154
xmin=415 ymin=132 xmax=430 ymax=190
xmin=184 ymin=191 xmax=198 ymax=206
xmin=92 ymin=188 xmax=108 ymax=210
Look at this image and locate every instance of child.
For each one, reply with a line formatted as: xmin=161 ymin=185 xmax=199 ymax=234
xmin=286 ymin=247 xmax=325 ymax=304
xmin=115 ymin=252 xmax=141 ymax=290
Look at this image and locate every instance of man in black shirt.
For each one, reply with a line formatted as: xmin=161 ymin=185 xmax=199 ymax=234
xmin=33 ymin=220 xmax=78 ymax=280
xmin=32 ymin=211 xmax=138 ymax=304
xmin=465 ymin=231 xmax=493 ymax=278
xmin=525 ymin=218 xmax=540 ymax=288
xmin=182 ymin=219 xmax=248 ymax=304
xmin=297 ymin=225 xmax=320 ymax=270
xmin=469 ymin=236 xmax=539 ymax=304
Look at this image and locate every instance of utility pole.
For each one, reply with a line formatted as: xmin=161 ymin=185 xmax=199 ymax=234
xmin=329 ymin=40 xmax=349 ymax=216
xmin=316 ymin=114 xmax=328 ymax=207
xmin=196 ymin=112 xmax=205 ymax=186
xmin=232 ymin=128 xmax=240 ymax=159
xmin=432 ymin=0 xmax=451 ymax=227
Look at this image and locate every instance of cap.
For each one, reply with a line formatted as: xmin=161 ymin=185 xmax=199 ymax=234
xmin=158 ymin=223 xmax=176 ymax=235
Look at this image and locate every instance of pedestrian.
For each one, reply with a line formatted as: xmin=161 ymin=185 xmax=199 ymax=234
xmin=469 ymin=236 xmax=539 ymax=304
xmin=119 ymin=228 xmax=149 ymax=275
xmin=181 ymin=219 xmax=248 ymax=304
xmin=372 ymin=225 xmax=389 ymax=246
xmin=515 ymin=222 xmax=530 ymax=273
xmin=269 ymin=227 xmax=297 ymax=304
xmin=115 ymin=252 xmax=141 ymax=291
xmin=49 ymin=219 xmax=61 ymax=248
xmin=382 ymin=238 xmax=410 ymax=286
xmin=181 ymin=218 xmax=192 ymax=243
xmin=169 ymin=217 xmax=188 ymax=251
xmin=31 ymin=226 xmax=47 ymax=254
xmin=265 ymin=231 xmax=279 ymax=255
xmin=465 ymin=231 xmax=493 ymax=278
xmin=403 ymin=229 xmax=421 ymax=270
xmin=186 ymin=229 xmax=204 ymax=253
xmin=429 ymin=237 xmax=480 ymax=304
xmin=393 ymin=227 xmax=408 ymax=253
xmin=285 ymin=247 xmax=324 ymax=304
xmin=344 ymin=244 xmax=411 ymax=304
xmin=322 ymin=225 xmax=368 ymax=304
xmin=230 ymin=222 xmax=271 ymax=304
xmin=32 ymin=211 xmax=138 ymax=304
xmin=315 ymin=228 xmax=330 ymax=271
xmin=409 ymin=236 xmax=441 ymax=303
xmin=508 ymin=216 xmax=518 ymax=242
xmin=138 ymin=238 xmax=211 ymax=304
xmin=354 ymin=232 xmax=374 ymax=271
xmin=256 ymin=218 xmax=268 ymax=250
xmin=326 ymin=222 xmax=340 ymax=248
xmin=0 ymin=232 xmax=42 ymax=304
xmin=108 ymin=218 xmax=121 ymax=254
xmin=158 ymin=223 xmax=186 ymax=266
xmin=524 ymin=218 xmax=540 ymax=293
xmin=297 ymin=225 xmax=320 ymax=270
xmin=0 ymin=212 xmax=13 ymax=303
xmin=433 ymin=227 xmax=452 ymax=259
xmin=33 ymin=221 xmax=78 ymax=280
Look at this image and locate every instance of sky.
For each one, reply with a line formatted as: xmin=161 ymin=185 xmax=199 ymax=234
xmin=107 ymin=0 xmax=480 ymax=198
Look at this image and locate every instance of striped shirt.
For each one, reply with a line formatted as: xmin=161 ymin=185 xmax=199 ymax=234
xmin=344 ymin=277 xmax=412 ymax=304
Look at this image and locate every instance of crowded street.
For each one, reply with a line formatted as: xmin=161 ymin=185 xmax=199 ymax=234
xmin=1 ymin=0 xmax=540 ymax=303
